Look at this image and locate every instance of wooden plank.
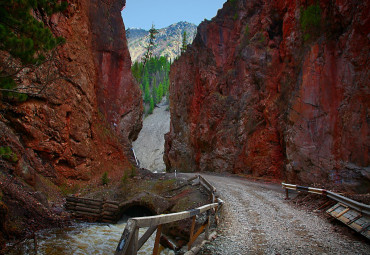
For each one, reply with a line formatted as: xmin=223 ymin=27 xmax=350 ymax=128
xmin=188 ymin=216 xmax=196 ymax=250
xmin=153 ymin=225 xmax=162 ymax=255
xmin=101 ymin=210 xmax=116 ymax=216
xmin=138 ymin=226 xmax=157 ymax=250
xmin=190 ymin=221 xmax=207 ymax=244
xmin=115 ymin=220 xmax=137 ymax=255
xmin=129 ymin=227 xmax=139 ymax=255
xmin=187 ymin=176 xmax=198 ymax=183
xmin=132 ymin=203 xmax=218 ymax=228
xmin=199 ymin=176 xmax=216 ymax=193
xmin=336 ymin=208 xmax=350 ymax=218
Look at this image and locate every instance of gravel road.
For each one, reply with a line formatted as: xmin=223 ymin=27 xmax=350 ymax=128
xmin=194 ymin=174 xmax=370 ymax=255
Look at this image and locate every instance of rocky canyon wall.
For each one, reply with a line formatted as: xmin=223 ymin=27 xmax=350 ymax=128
xmin=164 ymin=0 xmax=369 ymax=192
xmin=0 ymin=0 xmax=142 ymax=244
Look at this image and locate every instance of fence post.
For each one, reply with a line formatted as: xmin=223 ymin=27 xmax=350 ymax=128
xmin=152 ymin=225 xmax=162 ymax=255
xmin=127 ymin=227 xmax=139 ymax=255
xmin=205 ymin=210 xmax=210 ymax=240
xmin=285 ymin=188 xmax=289 ymax=200
xmin=188 ymin=215 xmax=196 ymax=250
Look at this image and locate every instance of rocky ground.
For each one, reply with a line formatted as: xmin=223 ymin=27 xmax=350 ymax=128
xmin=133 ymin=102 xmax=170 ymax=172
xmin=179 ymin=173 xmax=370 ymax=255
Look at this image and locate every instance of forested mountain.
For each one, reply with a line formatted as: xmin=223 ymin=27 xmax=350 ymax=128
xmin=127 ymin=21 xmax=197 ymax=62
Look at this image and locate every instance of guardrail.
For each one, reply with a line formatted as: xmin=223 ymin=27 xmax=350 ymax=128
xmin=282 ymin=183 xmax=370 ymax=216
xmin=115 ymin=175 xmax=223 ymax=255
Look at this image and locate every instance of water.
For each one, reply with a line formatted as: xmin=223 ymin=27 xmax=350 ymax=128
xmin=8 ymin=221 xmax=175 ymax=255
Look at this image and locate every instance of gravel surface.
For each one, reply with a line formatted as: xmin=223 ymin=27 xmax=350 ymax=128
xmin=195 ymin=174 xmax=370 ymax=255
xmin=133 ymin=103 xmax=170 ymax=172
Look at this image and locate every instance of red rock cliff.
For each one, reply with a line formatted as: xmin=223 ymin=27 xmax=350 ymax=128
xmin=164 ymin=0 xmax=369 ymax=192
xmin=0 ymin=0 xmax=142 ymax=244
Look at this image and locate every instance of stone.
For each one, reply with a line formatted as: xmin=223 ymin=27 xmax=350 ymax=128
xmin=164 ymin=0 xmax=369 ymax=192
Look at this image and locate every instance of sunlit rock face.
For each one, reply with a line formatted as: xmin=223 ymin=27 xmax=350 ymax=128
xmin=0 ymin=0 xmax=142 ymax=242
xmin=164 ymin=0 xmax=369 ymax=192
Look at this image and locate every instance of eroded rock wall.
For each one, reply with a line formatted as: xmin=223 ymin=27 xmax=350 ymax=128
xmin=0 ymin=0 xmax=142 ymax=243
xmin=164 ymin=0 xmax=369 ymax=192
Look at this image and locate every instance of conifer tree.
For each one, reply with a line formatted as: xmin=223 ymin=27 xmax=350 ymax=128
xmin=149 ymin=96 xmax=154 ymax=114
xmin=144 ymin=80 xmax=150 ymax=103
xmin=181 ymin=31 xmax=188 ymax=53
xmin=0 ymin=0 xmax=67 ymax=100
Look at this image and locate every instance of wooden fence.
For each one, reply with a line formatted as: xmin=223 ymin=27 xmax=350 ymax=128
xmin=282 ymin=182 xmax=370 ymax=240
xmin=115 ymin=175 xmax=224 ymax=255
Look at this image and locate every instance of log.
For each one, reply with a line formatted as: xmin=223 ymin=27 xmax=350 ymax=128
xmin=73 ymin=211 xmax=100 ymax=217
xmin=101 ymin=210 xmax=116 ymax=216
xmin=103 ymin=203 xmax=119 ymax=210
xmin=105 ymin=200 xmax=119 ymax=206
xmin=66 ymin=197 xmax=102 ymax=206
xmin=75 ymin=206 xmax=101 ymax=214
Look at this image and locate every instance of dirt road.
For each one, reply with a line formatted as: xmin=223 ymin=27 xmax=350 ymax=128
xmin=185 ymin=174 xmax=370 ymax=255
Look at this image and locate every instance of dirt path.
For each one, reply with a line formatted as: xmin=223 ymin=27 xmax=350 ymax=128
xmin=182 ymin=174 xmax=370 ymax=255
xmin=133 ymin=103 xmax=170 ymax=172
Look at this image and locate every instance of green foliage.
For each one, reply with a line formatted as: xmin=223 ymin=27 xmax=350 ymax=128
xmin=60 ymin=182 xmax=80 ymax=196
xmin=0 ymin=0 xmax=67 ymax=100
xmin=149 ymin=96 xmax=154 ymax=114
xmin=0 ymin=146 xmax=18 ymax=162
xmin=130 ymin=166 xmax=137 ymax=178
xmin=244 ymin=24 xmax=250 ymax=36
xmin=300 ymin=4 xmax=322 ymax=41
xmin=229 ymin=0 xmax=237 ymax=5
xmin=101 ymin=172 xmax=109 ymax=185
xmin=131 ymin=55 xmax=171 ymax=115
xmin=181 ymin=31 xmax=188 ymax=53
xmin=121 ymin=170 xmax=128 ymax=184
xmin=142 ymin=24 xmax=159 ymax=63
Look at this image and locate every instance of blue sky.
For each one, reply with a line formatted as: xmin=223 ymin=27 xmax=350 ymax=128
xmin=122 ymin=0 xmax=227 ymax=30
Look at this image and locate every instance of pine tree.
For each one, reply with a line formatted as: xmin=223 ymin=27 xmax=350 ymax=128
xmin=181 ymin=31 xmax=188 ymax=53
xmin=144 ymin=80 xmax=150 ymax=103
xmin=0 ymin=0 xmax=67 ymax=100
xmin=149 ymin=96 xmax=154 ymax=114
xmin=142 ymin=24 xmax=158 ymax=65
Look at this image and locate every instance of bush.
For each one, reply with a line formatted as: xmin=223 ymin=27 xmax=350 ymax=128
xmin=101 ymin=172 xmax=109 ymax=185
xmin=0 ymin=146 xmax=18 ymax=162
xmin=121 ymin=171 xmax=128 ymax=184
xmin=300 ymin=4 xmax=322 ymax=41
xmin=130 ymin=166 xmax=137 ymax=178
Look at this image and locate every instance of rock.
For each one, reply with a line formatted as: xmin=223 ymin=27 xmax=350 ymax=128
xmin=164 ymin=0 xmax=369 ymax=192
xmin=0 ymin=0 xmax=142 ymax=245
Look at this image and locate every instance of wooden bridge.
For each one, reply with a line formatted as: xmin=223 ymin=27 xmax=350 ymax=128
xmin=114 ymin=175 xmax=224 ymax=255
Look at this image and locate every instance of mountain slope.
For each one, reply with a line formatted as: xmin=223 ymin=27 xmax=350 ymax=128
xmin=127 ymin=21 xmax=197 ymax=62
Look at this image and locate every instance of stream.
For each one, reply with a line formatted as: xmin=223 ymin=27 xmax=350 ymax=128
xmin=9 ymin=221 xmax=175 ymax=255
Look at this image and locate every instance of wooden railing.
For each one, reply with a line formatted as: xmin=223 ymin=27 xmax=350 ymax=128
xmin=115 ymin=175 xmax=224 ymax=255
xmin=282 ymin=183 xmax=370 ymax=216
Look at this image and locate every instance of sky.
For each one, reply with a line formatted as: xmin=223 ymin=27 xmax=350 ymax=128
xmin=122 ymin=0 xmax=227 ymax=30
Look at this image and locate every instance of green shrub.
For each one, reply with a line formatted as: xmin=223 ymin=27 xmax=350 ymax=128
xmin=130 ymin=166 xmax=137 ymax=178
xmin=101 ymin=172 xmax=109 ymax=185
xmin=121 ymin=171 xmax=128 ymax=184
xmin=300 ymin=4 xmax=322 ymax=41
xmin=0 ymin=146 xmax=18 ymax=162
